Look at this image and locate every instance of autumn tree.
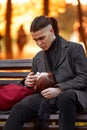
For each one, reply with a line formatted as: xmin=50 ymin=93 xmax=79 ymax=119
xmin=5 ymin=0 xmax=13 ymax=59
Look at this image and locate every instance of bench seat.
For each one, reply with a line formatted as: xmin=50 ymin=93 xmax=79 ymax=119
xmin=0 ymin=59 xmax=87 ymax=130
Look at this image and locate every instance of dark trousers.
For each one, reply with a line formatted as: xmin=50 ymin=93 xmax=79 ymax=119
xmin=3 ymin=94 xmax=42 ymax=130
xmin=35 ymin=90 xmax=80 ymax=130
xmin=57 ymin=90 xmax=77 ymax=130
xmin=3 ymin=91 xmax=83 ymax=130
xmin=35 ymin=98 xmax=51 ymax=130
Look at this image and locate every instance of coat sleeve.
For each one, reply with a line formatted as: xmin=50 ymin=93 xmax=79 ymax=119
xmin=31 ymin=56 xmax=38 ymax=73
xmin=56 ymin=44 xmax=87 ymax=91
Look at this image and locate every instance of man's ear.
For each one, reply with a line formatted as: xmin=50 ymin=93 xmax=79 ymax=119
xmin=50 ymin=28 xmax=54 ymax=34
xmin=50 ymin=28 xmax=54 ymax=32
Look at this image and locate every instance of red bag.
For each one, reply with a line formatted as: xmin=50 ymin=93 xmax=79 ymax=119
xmin=0 ymin=84 xmax=32 ymax=110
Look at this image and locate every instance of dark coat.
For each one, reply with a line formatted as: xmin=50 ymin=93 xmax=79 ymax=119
xmin=32 ymin=35 xmax=87 ymax=110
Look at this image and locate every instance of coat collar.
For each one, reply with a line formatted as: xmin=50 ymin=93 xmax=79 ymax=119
xmin=53 ymin=35 xmax=69 ymax=69
xmin=36 ymin=35 xmax=69 ymax=71
xmin=35 ymin=51 xmax=50 ymax=72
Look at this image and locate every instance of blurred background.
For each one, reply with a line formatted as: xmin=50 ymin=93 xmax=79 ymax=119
xmin=0 ymin=0 xmax=87 ymax=59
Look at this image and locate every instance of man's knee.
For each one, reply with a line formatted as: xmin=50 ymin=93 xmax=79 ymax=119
xmin=57 ymin=90 xmax=77 ymax=108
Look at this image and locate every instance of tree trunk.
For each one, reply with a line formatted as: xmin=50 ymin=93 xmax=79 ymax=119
xmin=43 ymin=0 xmax=49 ymax=16
xmin=77 ymin=0 xmax=87 ymax=54
xmin=5 ymin=0 xmax=13 ymax=59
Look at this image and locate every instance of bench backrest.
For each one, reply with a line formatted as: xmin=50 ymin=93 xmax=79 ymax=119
xmin=0 ymin=59 xmax=32 ymax=84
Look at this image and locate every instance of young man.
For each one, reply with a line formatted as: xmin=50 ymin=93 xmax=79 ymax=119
xmin=3 ymin=15 xmax=87 ymax=130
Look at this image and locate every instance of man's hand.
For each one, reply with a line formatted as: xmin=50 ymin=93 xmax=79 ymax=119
xmin=24 ymin=72 xmax=37 ymax=88
xmin=41 ymin=87 xmax=62 ymax=99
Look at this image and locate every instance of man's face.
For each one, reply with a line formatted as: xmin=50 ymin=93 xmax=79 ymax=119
xmin=31 ymin=25 xmax=56 ymax=51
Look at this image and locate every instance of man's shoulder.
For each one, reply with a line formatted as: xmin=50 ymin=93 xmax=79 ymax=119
xmin=59 ymin=35 xmax=82 ymax=46
xmin=59 ymin=35 xmax=85 ymax=56
xmin=33 ymin=50 xmax=44 ymax=59
xmin=59 ymin=35 xmax=83 ymax=50
xmin=68 ymin=41 xmax=84 ymax=51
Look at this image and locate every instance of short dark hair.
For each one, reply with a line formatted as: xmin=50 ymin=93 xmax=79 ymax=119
xmin=30 ymin=15 xmax=51 ymax=32
xmin=50 ymin=17 xmax=59 ymax=36
xmin=30 ymin=15 xmax=59 ymax=36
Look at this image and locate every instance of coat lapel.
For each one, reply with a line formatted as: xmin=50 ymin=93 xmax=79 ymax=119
xmin=53 ymin=36 xmax=69 ymax=69
xmin=36 ymin=51 xmax=50 ymax=72
xmin=36 ymin=36 xmax=69 ymax=71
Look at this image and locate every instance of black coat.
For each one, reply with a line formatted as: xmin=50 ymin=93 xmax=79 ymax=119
xmin=32 ymin=35 xmax=87 ymax=110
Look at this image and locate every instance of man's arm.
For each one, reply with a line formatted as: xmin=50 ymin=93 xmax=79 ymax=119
xmin=56 ymin=44 xmax=87 ymax=91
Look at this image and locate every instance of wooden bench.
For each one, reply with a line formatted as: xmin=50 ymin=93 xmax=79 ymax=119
xmin=0 ymin=59 xmax=87 ymax=130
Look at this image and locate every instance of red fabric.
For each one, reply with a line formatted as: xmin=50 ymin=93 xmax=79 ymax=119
xmin=0 ymin=84 xmax=32 ymax=110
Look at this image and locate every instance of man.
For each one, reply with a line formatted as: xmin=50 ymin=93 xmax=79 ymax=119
xmin=3 ymin=15 xmax=87 ymax=130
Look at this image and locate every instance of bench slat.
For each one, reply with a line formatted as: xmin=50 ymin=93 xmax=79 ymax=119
xmin=0 ymin=80 xmax=21 ymax=84
xmin=0 ymin=59 xmax=32 ymax=64
xmin=0 ymin=72 xmax=29 ymax=78
xmin=0 ymin=59 xmax=32 ymax=70
xmin=0 ymin=113 xmax=87 ymax=122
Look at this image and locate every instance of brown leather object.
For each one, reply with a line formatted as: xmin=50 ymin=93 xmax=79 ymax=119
xmin=34 ymin=72 xmax=55 ymax=93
